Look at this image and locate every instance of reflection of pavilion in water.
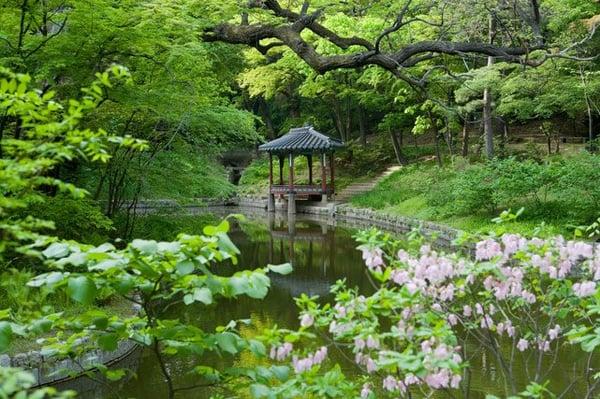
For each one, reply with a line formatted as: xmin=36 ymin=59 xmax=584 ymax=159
xmin=266 ymin=214 xmax=337 ymax=297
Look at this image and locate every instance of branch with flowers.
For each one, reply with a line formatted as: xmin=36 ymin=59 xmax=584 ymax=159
xmin=260 ymin=228 xmax=600 ymax=398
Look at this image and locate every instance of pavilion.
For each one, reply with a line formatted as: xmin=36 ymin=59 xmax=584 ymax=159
xmin=258 ymin=126 xmax=344 ymax=215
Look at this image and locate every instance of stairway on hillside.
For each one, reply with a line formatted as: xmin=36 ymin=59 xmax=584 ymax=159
xmin=335 ymin=165 xmax=402 ymax=203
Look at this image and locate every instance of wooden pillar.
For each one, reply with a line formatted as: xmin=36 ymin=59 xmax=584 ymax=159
xmin=320 ymin=152 xmax=327 ymax=203
xmin=268 ymin=153 xmax=275 ymax=212
xmin=278 ymin=155 xmax=284 ymax=185
xmin=329 ymin=153 xmax=335 ymax=199
xmin=288 ymin=153 xmax=296 ymax=215
xmin=307 ymin=154 xmax=313 ymax=185
xmin=269 ymin=153 xmax=273 ymax=186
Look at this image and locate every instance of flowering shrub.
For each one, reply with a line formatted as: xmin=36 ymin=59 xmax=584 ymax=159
xmin=266 ymin=228 xmax=600 ymax=398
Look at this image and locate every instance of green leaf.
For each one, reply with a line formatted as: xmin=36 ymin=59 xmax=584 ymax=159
xmin=98 ymin=333 xmax=119 ymax=352
xmin=176 ymin=260 xmax=195 ymax=276
xmin=246 ymin=273 xmax=270 ymax=299
xmin=42 ymin=243 xmax=69 ymax=259
xmin=193 ymin=287 xmax=213 ymax=305
xmin=67 ymin=276 xmax=97 ymax=305
xmin=131 ymin=239 xmax=158 ymax=255
xmin=216 ymin=332 xmax=239 ymax=355
xmin=0 ymin=321 xmax=13 ymax=352
xmin=267 ymin=263 xmax=293 ymax=275
xmin=250 ymin=383 xmax=271 ymax=398
xmin=93 ymin=317 xmax=109 ymax=330
xmin=249 ymin=339 xmax=266 ymax=357
xmin=270 ymin=365 xmax=290 ymax=382
xmin=105 ymin=369 xmax=127 ymax=381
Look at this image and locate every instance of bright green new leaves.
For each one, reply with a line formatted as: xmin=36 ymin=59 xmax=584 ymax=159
xmin=0 ymin=367 xmax=75 ymax=399
xmin=66 ymin=276 xmax=97 ymax=306
xmin=0 ymin=67 xmax=146 ymax=259
xmin=0 ymin=322 xmax=12 ymax=353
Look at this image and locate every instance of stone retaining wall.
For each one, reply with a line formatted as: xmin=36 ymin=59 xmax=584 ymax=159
xmin=223 ymin=197 xmax=464 ymax=248
xmin=0 ymin=339 xmax=138 ymax=387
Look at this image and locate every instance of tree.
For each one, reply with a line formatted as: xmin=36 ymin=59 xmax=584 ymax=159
xmin=203 ymin=0 xmax=599 ymax=159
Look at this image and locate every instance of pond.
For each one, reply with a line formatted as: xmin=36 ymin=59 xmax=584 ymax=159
xmin=65 ymin=210 xmax=596 ymax=399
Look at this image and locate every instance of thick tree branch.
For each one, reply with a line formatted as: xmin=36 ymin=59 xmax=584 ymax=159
xmin=252 ymin=0 xmax=374 ymax=50
xmin=203 ymin=0 xmax=598 ymax=85
xmin=203 ymin=22 xmax=540 ymax=75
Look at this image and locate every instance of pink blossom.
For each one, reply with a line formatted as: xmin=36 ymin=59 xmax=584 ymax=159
xmin=433 ymin=345 xmax=450 ymax=360
xmin=448 ymin=314 xmax=458 ymax=326
xmin=366 ymin=335 xmax=379 ymax=349
xmin=517 ymin=338 xmax=529 ymax=352
xmin=502 ymin=234 xmax=526 ymax=255
xmin=506 ymin=324 xmax=516 ymax=337
xmin=476 ymin=239 xmax=502 ymax=261
xmin=521 ymin=291 xmax=536 ymax=304
xmin=475 ymin=303 xmax=484 ymax=315
xmin=362 ymin=247 xmax=384 ymax=271
xmin=496 ymin=322 xmax=505 ymax=335
xmin=270 ymin=342 xmax=293 ymax=361
xmin=425 ymin=370 xmax=450 ymax=389
xmin=355 ymin=352 xmax=363 ymax=365
xmin=292 ymin=346 xmax=327 ymax=373
xmin=354 ymin=337 xmax=366 ymax=351
xmin=538 ymin=340 xmax=550 ymax=352
xmin=573 ymin=281 xmax=597 ymax=297
xmin=360 ymin=383 xmax=372 ymax=398
xmin=313 ymin=346 xmax=328 ymax=363
xmin=366 ymin=357 xmax=377 ymax=373
xmin=383 ymin=375 xmax=398 ymax=391
xmin=463 ymin=305 xmax=472 ymax=317
xmin=480 ymin=315 xmax=494 ymax=329
xmin=334 ymin=304 xmax=347 ymax=318
xmin=300 ymin=313 xmax=314 ymax=328
xmin=450 ymin=374 xmax=462 ymax=389
xmin=391 ymin=269 xmax=410 ymax=284
xmin=548 ymin=325 xmax=561 ymax=341
xmin=405 ymin=374 xmax=419 ymax=386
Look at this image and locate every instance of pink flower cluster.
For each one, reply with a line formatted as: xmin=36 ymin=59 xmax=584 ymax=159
xmin=300 ymin=313 xmax=314 ymax=328
xmin=360 ymin=383 xmax=372 ymax=398
xmin=361 ymin=246 xmax=385 ymax=272
xmin=573 ymin=281 xmax=596 ymax=297
xmin=269 ymin=342 xmax=293 ymax=361
xmin=292 ymin=346 xmax=328 ymax=373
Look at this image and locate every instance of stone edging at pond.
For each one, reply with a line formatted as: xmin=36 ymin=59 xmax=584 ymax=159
xmin=135 ymin=195 xmax=464 ymax=246
xmin=3 ymin=300 xmax=143 ymax=388
xmin=0 ymin=339 xmax=139 ymax=387
xmin=230 ymin=195 xmax=463 ymax=248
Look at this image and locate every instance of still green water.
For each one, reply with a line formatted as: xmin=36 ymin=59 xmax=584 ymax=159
xmin=65 ymin=212 xmax=596 ymax=399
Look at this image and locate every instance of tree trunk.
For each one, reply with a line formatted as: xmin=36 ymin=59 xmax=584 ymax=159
xmin=358 ymin=107 xmax=367 ymax=146
xmin=390 ymin=131 xmax=408 ymax=165
xmin=461 ymin=117 xmax=469 ymax=157
xmin=483 ymin=15 xmax=496 ymax=159
xmin=332 ymin=99 xmax=345 ymax=140
xmin=344 ymin=98 xmax=352 ymax=142
xmin=427 ymin=111 xmax=443 ymax=167
xmin=444 ymin=116 xmax=454 ymax=156
xmin=259 ymin=98 xmax=275 ymax=140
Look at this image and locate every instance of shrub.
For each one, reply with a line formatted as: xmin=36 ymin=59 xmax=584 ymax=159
xmin=25 ymin=196 xmax=113 ymax=244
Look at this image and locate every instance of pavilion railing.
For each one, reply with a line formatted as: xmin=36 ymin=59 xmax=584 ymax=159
xmin=269 ymin=184 xmax=333 ymax=195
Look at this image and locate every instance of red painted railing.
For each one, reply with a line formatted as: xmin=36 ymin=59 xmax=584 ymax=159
xmin=269 ymin=184 xmax=333 ymax=195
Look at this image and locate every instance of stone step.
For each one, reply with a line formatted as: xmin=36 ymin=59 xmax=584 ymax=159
xmin=335 ymin=165 xmax=402 ymax=203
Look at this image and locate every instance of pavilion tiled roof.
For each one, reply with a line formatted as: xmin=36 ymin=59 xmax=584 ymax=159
xmin=258 ymin=126 xmax=344 ymax=153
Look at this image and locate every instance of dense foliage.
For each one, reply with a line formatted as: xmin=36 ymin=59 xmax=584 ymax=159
xmin=351 ymin=154 xmax=600 ymax=235
xmin=2 ymin=0 xmax=600 ymax=398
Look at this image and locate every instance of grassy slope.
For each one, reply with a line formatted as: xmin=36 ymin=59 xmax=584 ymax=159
xmin=350 ymin=161 xmax=571 ymax=237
